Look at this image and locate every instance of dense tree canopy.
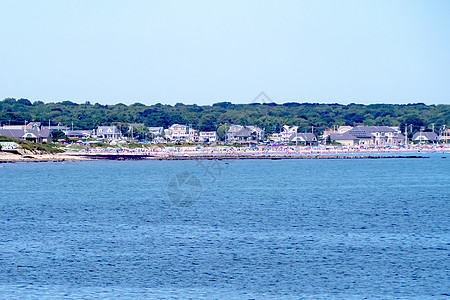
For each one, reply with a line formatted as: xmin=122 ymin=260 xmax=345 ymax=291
xmin=0 ymin=98 xmax=448 ymax=135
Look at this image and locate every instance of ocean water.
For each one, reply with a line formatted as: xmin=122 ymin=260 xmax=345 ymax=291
xmin=0 ymin=156 xmax=449 ymax=299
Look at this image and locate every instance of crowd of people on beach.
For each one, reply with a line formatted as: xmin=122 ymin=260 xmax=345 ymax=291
xmin=66 ymin=144 xmax=450 ymax=157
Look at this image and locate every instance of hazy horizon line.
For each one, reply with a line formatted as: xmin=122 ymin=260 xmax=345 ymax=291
xmin=2 ymin=97 xmax=448 ymax=107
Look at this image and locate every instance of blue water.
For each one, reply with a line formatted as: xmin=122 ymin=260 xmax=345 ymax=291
xmin=0 ymin=156 xmax=449 ymax=299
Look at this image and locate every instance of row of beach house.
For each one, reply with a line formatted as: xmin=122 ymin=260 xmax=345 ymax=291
xmin=323 ymin=125 xmax=446 ymax=146
xmin=0 ymin=122 xmax=448 ymax=146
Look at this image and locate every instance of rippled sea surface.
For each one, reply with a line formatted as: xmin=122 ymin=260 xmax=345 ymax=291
xmin=0 ymin=156 xmax=449 ymax=299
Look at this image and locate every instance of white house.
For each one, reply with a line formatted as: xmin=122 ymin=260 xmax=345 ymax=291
xmin=281 ymin=125 xmax=298 ymax=142
xmin=348 ymin=126 xmax=403 ymax=146
xmin=199 ymin=131 xmax=217 ymax=142
xmin=246 ymin=126 xmax=265 ymax=141
xmin=149 ymin=127 xmax=164 ymax=137
xmin=165 ymin=124 xmax=198 ymax=142
xmin=96 ymin=126 xmax=122 ymax=139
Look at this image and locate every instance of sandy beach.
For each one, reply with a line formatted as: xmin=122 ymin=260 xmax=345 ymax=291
xmin=1 ymin=144 xmax=448 ymax=163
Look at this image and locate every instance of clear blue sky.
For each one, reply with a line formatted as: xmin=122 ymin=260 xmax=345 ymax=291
xmin=0 ymin=0 xmax=449 ymax=105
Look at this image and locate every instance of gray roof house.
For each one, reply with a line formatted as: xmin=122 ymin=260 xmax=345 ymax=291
xmin=330 ymin=132 xmax=359 ymax=146
xmin=46 ymin=125 xmax=70 ymax=133
xmin=0 ymin=126 xmax=52 ymax=143
xmin=96 ymin=126 xmax=122 ymax=139
xmin=289 ymin=133 xmax=318 ymax=145
xmin=66 ymin=130 xmax=95 ymax=140
xmin=412 ymin=132 xmax=438 ymax=143
xmin=227 ymin=125 xmax=264 ymax=142
xmin=246 ymin=126 xmax=265 ymax=141
xmin=233 ymin=128 xmax=252 ymax=142
xmin=226 ymin=125 xmax=244 ymax=142
xmin=348 ymin=126 xmax=402 ymax=146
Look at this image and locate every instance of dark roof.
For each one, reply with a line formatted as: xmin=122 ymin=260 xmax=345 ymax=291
xmin=412 ymin=132 xmax=438 ymax=141
xmin=0 ymin=128 xmax=23 ymax=139
xmin=0 ymin=128 xmax=50 ymax=139
xmin=97 ymin=126 xmax=121 ymax=134
xmin=330 ymin=132 xmax=358 ymax=140
xmin=289 ymin=133 xmax=317 ymax=142
xmin=349 ymin=126 xmax=396 ymax=138
xmin=234 ymin=128 xmax=251 ymax=137
xmin=46 ymin=126 xmax=70 ymax=132
xmin=66 ymin=130 xmax=93 ymax=137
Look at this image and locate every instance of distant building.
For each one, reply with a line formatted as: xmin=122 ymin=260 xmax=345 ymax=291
xmin=0 ymin=123 xmax=52 ymax=143
xmin=46 ymin=125 xmax=70 ymax=134
xmin=227 ymin=125 xmax=264 ymax=142
xmin=246 ymin=126 xmax=265 ymax=141
xmin=322 ymin=129 xmax=338 ymax=137
xmin=96 ymin=126 xmax=122 ymax=139
xmin=164 ymin=124 xmax=198 ymax=142
xmin=289 ymin=133 xmax=317 ymax=145
xmin=187 ymin=128 xmax=198 ymax=142
xmin=348 ymin=126 xmax=403 ymax=146
xmin=233 ymin=127 xmax=252 ymax=142
xmin=165 ymin=124 xmax=188 ymax=141
xmin=330 ymin=132 xmax=359 ymax=146
xmin=149 ymin=127 xmax=164 ymax=137
xmin=338 ymin=126 xmax=353 ymax=134
xmin=412 ymin=132 xmax=438 ymax=143
xmin=439 ymin=129 xmax=450 ymax=143
xmin=226 ymin=125 xmax=244 ymax=142
xmin=199 ymin=131 xmax=217 ymax=143
xmin=66 ymin=130 xmax=95 ymax=140
xmin=280 ymin=125 xmax=298 ymax=142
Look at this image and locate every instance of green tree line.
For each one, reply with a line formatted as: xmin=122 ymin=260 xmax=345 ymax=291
xmin=1 ymin=98 xmax=449 ymax=135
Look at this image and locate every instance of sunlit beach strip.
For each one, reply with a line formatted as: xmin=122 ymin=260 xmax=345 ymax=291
xmin=60 ymin=144 xmax=450 ymax=160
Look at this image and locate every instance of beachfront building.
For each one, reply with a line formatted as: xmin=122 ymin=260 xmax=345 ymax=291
xmin=96 ymin=126 xmax=122 ymax=139
xmin=288 ymin=133 xmax=318 ymax=145
xmin=233 ymin=127 xmax=252 ymax=142
xmin=338 ymin=126 xmax=353 ymax=134
xmin=268 ymin=125 xmax=297 ymax=143
xmin=348 ymin=126 xmax=403 ymax=146
xmin=329 ymin=132 xmax=359 ymax=146
xmin=280 ymin=125 xmax=298 ymax=142
xmin=164 ymin=124 xmax=198 ymax=142
xmin=0 ymin=123 xmax=52 ymax=143
xmin=66 ymin=130 xmax=95 ymax=140
xmin=412 ymin=132 xmax=438 ymax=143
xmin=46 ymin=125 xmax=70 ymax=134
xmin=322 ymin=129 xmax=337 ymax=137
xmin=227 ymin=125 xmax=264 ymax=143
xmin=439 ymin=129 xmax=450 ymax=143
xmin=246 ymin=126 xmax=265 ymax=141
xmin=165 ymin=124 xmax=188 ymax=141
xmin=199 ymin=131 xmax=217 ymax=143
xmin=226 ymin=125 xmax=244 ymax=142
xmin=322 ymin=126 xmax=354 ymax=142
xmin=187 ymin=128 xmax=198 ymax=142
xmin=149 ymin=127 xmax=164 ymax=137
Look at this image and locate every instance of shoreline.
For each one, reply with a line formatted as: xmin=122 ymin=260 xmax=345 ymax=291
xmin=0 ymin=152 xmax=443 ymax=163
xmin=1 ymin=145 xmax=449 ymax=163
